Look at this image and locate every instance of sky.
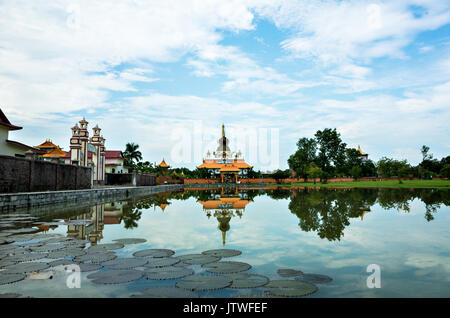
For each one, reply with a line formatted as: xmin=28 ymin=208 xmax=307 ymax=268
xmin=1 ymin=0 xmax=449 ymax=171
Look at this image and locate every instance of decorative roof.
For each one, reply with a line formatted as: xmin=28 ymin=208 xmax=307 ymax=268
xmin=158 ymin=158 xmax=169 ymax=168
xmin=198 ymin=197 xmax=251 ymax=210
xmin=357 ymin=145 xmax=368 ymax=156
xmin=0 ymin=109 xmax=22 ymax=131
xmin=105 ymin=151 xmax=123 ymax=159
xmin=35 ymin=139 xmax=58 ymax=149
xmin=43 ymin=146 xmax=67 ymax=158
xmin=219 ymin=165 xmax=241 ymax=172
xmin=198 ymin=160 xmax=252 ymax=170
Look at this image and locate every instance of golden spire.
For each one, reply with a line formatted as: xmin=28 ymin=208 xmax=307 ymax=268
xmin=222 ymin=123 xmax=225 ymax=138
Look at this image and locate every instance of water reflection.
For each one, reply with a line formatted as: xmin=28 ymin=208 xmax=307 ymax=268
xmin=37 ymin=187 xmax=450 ymax=246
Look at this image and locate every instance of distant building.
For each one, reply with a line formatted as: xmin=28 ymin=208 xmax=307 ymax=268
xmin=105 ymin=151 xmax=131 ymax=174
xmin=35 ymin=140 xmax=66 ymax=163
xmin=0 ymin=108 xmax=38 ymax=157
xmin=197 ymin=124 xmax=252 ymax=183
xmin=357 ymin=145 xmax=369 ymax=162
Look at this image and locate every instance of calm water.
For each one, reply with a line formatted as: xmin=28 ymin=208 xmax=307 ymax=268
xmin=0 ymin=187 xmax=449 ymax=298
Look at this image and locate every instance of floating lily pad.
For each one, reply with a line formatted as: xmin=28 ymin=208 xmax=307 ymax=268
xmin=112 ymin=238 xmax=147 ymax=245
xmin=202 ymin=249 xmax=242 ymax=258
xmin=7 ymin=234 xmax=35 ymax=241
xmin=4 ymin=253 xmax=47 ymax=262
xmin=133 ymin=249 xmax=175 ymax=258
xmin=0 ymin=259 xmax=17 ymax=268
xmin=48 ymin=259 xmax=74 ymax=267
xmin=232 ymin=293 xmax=283 ymax=298
xmin=144 ymin=266 xmax=194 ymax=280
xmin=224 ymin=273 xmax=269 ymax=288
xmin=101 ymin=258 xmax=148 ymax=269
xmin=87 ymin=243 xmax=124 ymax=252
xmin=266 ymin=280 xmax=318 ymax=297
xmin=3 ymin=228 xmax=38 ymax=234
xmin=0 ymin=293 xmax=22 ymax=298
xmin=74 ymin=252 xmax=117 ymax=263
xmin=175 ymin=254 xmax=220 ymax=265
xmin=0 ymin=273 xmax=26 ymax=285
xmin=32 ymin=233 xmax=63 ymax=240
xmin=29 ymin=244 xmax=64 ymax=253
xmin=203 ymin=261 xmax=251 ymax=274
xmin=277 ymin=269 xmax=304 ymax=278
xmin=77 ymin=263 xmax=104 ymax=272
xmin=295 ymin=273 xmax=333 ymax=284
xmin=3 ymin=262 xmax=50 ymax=274
xmin=176 ymin=274 xmax=232 ymax=291
xmin=47 ymin=248 xmax=86 ymax=259
xmin=135 ymin=287 xmax=199 ymax=298
xmin=144 ymin=257 xmax=180 ymax=268
xmin=87 ymin=269 xmax=144 ymax=284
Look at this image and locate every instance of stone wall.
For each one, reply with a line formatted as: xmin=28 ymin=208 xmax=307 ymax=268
xmin=105 ymin=173 xmax=156 ymax=186
xmin=0 ymin=184 xmax=183 ymax=212
xmin=0 ymin=155 xmax=91 ymax=193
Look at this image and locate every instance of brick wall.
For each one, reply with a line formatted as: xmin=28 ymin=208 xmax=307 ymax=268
xmin=0 ymin=155 xmax=91 ymax=193
xmin=105 ymin=173 xmax=156 ymax=186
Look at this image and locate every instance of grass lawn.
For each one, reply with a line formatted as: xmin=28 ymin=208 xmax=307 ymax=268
xmin=274 ymin=179 xmax=450 ymax=189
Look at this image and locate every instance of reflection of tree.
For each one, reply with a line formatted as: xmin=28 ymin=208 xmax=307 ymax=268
xmin=121 ymin=204 xmax=142 ymax=229
xmin=288 ymin=189 xmax=377 ymax=241
xmin=289 ymin=188 xmax=450 ymax=240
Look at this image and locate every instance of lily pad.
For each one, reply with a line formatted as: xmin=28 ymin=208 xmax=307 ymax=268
xmin=203 ymin=261 xmax=252 ymax=274
xmin=101 ymin=258 xmax=148 ymax=270
xmin=133 ymin=249 xmax=175 ymax=258
xmin=295 ymin=273 xmax=333 ymax=284
xmin=112 ymin=238 xmax=147 ymax=245
xmin=77 ymin=263 xmax=104 ymax=272
xmin=3 ymin=228 xmax=38 ymax=234
xmin=87 ymin=269 xmax=144 ymax=284
xmin=74 ymin=252 xmax=117 ymax=263
xmin=47 ymin=248 xmax=86 ymax=259
xmin=87 ymin=243 xmax=124 ymax=251
xmin=202 ymin=249 xmax=242 ymax=258
xmin=176 ymin=274 xmax=232 ymax=291
xmin=266 ymin=280 xmax=318 ymax=297
xmin=135 ymin=287 xmax=199 ymax=298
xmin=48 ymin=259 xmax=74 ymax=267
xmin=29 ymin=244 xmax=64 ymax=253
xmin=175 ymin=254 xmax=220 ymax=265
xmin=144 ymin=266 xmax=194 ymax=280
xmin=0 ymin=259 xmax=17 ymax=268
xmin=144 ymin=257 xmax=180 ymax=268
xmin=224 ymin=273 xmax=269 ymax=289
xmin=0 ymin=293 xmax=22 ymax=298
xmin=277 ymin=269 xmax=304 ymax=278
xmin=4 ymin=253 xmax=48 ymax=262
xmin=3 ymin=262 xmax=50 ymax=274
xmin=0 ymin=273 xmax=26 ymax=285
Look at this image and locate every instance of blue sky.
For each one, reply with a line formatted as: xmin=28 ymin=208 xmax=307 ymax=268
xmin=1 ymin=0 xmax=449 ymax=170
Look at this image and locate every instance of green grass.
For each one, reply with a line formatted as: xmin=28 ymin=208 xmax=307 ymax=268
xmin=273 ymin=179 xmax=450 ymax=189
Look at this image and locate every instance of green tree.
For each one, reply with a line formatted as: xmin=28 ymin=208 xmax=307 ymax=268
xmin=440 ymin=164 xmax=450 ymax=178
xmin=272 ymin=169 xmax=291 ymax=184
xmin=307 ymin=164 xmax=323 ymax=184
xmin=123 ymin=142 xmax=143 ymax=167
xmin=288 ymin=137 xmax=317 ymax=180
xmin=350 ymin=166 xmax=362 ymax=181
xmin=314 ymin=128 xmax=347 ymax=176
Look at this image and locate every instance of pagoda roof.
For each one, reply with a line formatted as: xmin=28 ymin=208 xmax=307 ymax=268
xmin=43 ymin=146 xmax=67 ymax=158
xmin=198 ymin=197 xmax=251 ymax=210
xmin=158 ymin=159 xmax=169 ymax=168
xmin=357 ymin=145 xmax=368 ymax=156
xmin=36 ymin=140 xmax=58 ymax=149
xmin=0 ymin=109 xmax=22 ymax=131
xmin=219 ymin=165 xmax=240 ymax=172
xmin=198 ymin=160 xmax=252 ymax=170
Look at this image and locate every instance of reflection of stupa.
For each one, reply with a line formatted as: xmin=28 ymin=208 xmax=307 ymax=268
xmin=66 ymin=204 xmax=105 ymax=245
xmin=198 ymin=188 xmax=252 ymax=246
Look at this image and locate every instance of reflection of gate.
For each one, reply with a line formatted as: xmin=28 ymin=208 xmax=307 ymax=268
xmin=223 ymin=174 xmax=236 ymax=183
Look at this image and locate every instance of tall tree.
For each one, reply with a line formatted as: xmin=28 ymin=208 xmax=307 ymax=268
xmin=288 ymin=137 xmax=317 ymax=180
xmin=123 ymin=142 xmax=143 ymax=166
xmin=314 ymin=128 xmax=347 ymax=176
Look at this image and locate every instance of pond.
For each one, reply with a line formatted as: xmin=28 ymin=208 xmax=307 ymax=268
xmin=0 ymin=187 xmax=449 ymax=298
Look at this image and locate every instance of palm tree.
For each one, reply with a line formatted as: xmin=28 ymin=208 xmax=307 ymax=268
xmin=123 ymin=142 xmax=143 ymax=166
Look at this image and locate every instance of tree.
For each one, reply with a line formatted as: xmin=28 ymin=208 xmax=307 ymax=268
xmin=307 ymin=164 xmax=323 ymax=184
xmin=314 ymin=128 xmax=347 ymax=176
xmin=272 ymin=169 xmax=291 ymax=184
xmin=343 ymin=148 xmax=363 ymax=177
xmin=421 ymin=145 xmax=432 ymax=161
xmin=123 ymin=142 xmax=143 ymax=167
xmin=288 ymin=138 xmax=317 ymax=180
xmin=440 ymin=164 xmax=450 ymax=178
xmin=350 ymin=166 xmax=362 ymax=181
